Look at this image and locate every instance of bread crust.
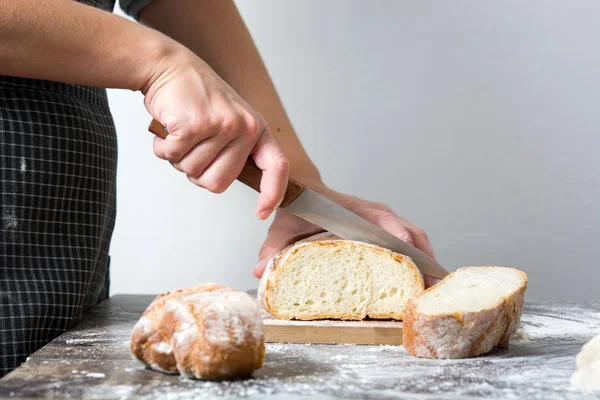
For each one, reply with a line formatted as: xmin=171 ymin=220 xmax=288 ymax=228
xmin=258 ymin=232 xmax=425 ymax=321
xmin=130 ymin=283 xmax=265 ymax=380
xmin=403 ymin=266 xmax=528 ymax=359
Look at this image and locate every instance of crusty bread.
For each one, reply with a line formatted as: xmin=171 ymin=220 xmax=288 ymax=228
xmin=130 ymin=283 xmax=265 ymax=380
xmin=258 ymin=232 xmax=425 ymax=321
xmin=571 ymin=334 xmax=600 ymax=389
xmin=403 ymin=266 xmax=528 ymax=359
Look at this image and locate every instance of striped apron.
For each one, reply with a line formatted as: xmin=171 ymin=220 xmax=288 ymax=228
xmin=0 ymin=0 xmax=118 ymax=376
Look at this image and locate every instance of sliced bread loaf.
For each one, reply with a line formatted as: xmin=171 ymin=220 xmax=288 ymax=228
xmin=403 ymin=266 xmax=527 ymax=359
xmin=258 ymin=232 xmax=424 ymax=321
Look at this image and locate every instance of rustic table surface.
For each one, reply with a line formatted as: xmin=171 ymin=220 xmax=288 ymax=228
xmin=0 ymin=295 xmax=599 ymax=399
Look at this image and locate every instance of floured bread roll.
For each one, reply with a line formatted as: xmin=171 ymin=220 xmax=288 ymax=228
xmin=130 ymin=284 xmax=265 ymax=380
xmin=403 ymin=266 xmax=528 ymax=359
xmin=571 ymin=334 xmax=600 ymax=389
xmin=258 ymin=232 xmax=425 ymax=320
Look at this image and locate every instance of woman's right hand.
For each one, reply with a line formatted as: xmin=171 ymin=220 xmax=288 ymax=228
xmin=0 ymin=0 xmax=288 ymax=221
xmin=141 ymin=47 xmax=289 ymax=220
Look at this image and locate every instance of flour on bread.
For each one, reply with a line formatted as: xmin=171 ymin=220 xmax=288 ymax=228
xmin=403 ymin=266 xmax=528 ymax=359
xmin=130 ymin=284 xmax=265 ymax=380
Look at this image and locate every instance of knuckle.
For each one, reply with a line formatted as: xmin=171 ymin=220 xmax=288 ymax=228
xmin=203 ymin=176 xmax=230 ymax=194
xmin=182 ymin=162 xmax=203 ymax=179
xmin=375 ymin=210 xmax=396 ymax=223
xmin=153 ymin=146 xmax=166 ymax=160
xmin=373 ymin=202 xmax=393 ymax=212
xmin=219 ymin=112 xmax=241 ymax=139
xmin=274 ymin=154 xmax=290 ymax=172
xmin=341 ymin=198 xmax=360 ymax=210
xmin=414 ymin=227 xmax=429 ymax=240
xmin=186 ymin=112 xmax=207 ymax=133
xmin=258 ymin=242 xmax=271 ymax=259
xmin=161 ymin=148 xmax=180 ymax=161
xmin=400 ymin=231 xmax=414 ymax=244
xmin=243 ymin=113 xmax=262 ymax=140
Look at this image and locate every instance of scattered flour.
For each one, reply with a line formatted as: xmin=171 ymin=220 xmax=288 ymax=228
xmin=66 ymin=338 xmax=98 ymax=345
xmin=512 ymin=328 xmax=532 ymax=343
xmin=3 ymin=207 xmax=18 ymax=229
xmin=21 ymin=302 xmax=600 ymax=399
xmin=86 ymin=373 xmax=105 ymax=379
xmin=154 ymin=342 xmax=173 ymax=354
xmin=329 ymin=354 xmax=349 ymax=361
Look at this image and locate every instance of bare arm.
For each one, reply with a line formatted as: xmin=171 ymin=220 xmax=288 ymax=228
xmin=0 ymin=0 xmax=171 ymax=91
xmin=137 ymin=0 xmax=437 ymax=278
xmin=0 ymin=0 xmax=289 ymax=218
xmin=138 ymin=0 xmax=323 ymax=187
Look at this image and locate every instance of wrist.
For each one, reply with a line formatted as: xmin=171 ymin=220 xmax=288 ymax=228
xmin=136 ymin=32 xmax=188 ymax=95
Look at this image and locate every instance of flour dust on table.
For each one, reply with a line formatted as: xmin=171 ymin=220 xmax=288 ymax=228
xmin=0 ymin=296 xmax=599 ymax=399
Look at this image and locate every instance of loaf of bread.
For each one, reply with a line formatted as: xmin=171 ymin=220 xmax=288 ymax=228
xmin=130 ymin=284 xmax=265 ymax=380
xmin=403 ymin=266 xmax=528 ymax=359
xmin=258 ymin=232 xmax=425 ymax=321
xmin=571 ymin=334 xmax=600 ymax=389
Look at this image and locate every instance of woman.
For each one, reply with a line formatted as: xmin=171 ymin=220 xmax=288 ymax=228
xmin=0 ymin=0 xmax=436 ymax=375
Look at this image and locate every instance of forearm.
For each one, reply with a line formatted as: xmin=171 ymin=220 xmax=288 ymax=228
xmin=0 ymin=0 xmax=175 ymax=92
xmin=139 ymin=0 xmax=324 ymax=186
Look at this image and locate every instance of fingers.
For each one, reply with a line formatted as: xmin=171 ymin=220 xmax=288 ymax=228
xmin=153 ymin=115 xmax=215 ymax=163
xmin=187 ymin=138 xmax=249 ymax=193
xmin=254 ymin=230 xmax=293 ymax=279
xmin=169 ymin=135 xmax=226 ymax=178
xmin=353 ymin=207 xmax=415 ymax=246
xmin=153 ymin=93 xmax=287 ymax=202
xmin=250 ymin=127 xmax=289 ymax=220
xmin=254 ymin=214 xmax=294 ymax=278
xmin=423 ymin=275 xmax=441 ymax=288
xmin=373 ymin=212 xmax=437 ymax=260
xmin=147 ymin=55 xmax=288 ymax=205
xmin=344 ymin=201 xmax=437 ymax=260
xmin=403 ymin=223 xmax=437 ymax=260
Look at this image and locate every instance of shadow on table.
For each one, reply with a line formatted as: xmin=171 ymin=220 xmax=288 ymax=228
xmin=255 ymin=351 xmax=335 ymax=379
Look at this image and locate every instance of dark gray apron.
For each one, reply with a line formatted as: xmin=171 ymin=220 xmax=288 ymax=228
xmin=0 ymin=0 xmax=118 ymax=375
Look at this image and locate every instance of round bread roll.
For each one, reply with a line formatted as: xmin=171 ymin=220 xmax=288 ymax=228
xmin=130 ymin=283 xmax=265 ymax=380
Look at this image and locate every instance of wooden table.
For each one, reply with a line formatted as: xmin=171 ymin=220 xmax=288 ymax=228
xmin=0 ymin=296 xmax=599 ymax=399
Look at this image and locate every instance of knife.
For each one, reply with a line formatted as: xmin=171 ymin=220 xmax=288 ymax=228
xmin=148 ymin=120 xmax=449 ymax=279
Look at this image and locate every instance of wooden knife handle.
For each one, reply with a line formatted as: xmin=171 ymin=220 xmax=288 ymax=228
xmin=148 ymin=119 xmax=305 ymax=208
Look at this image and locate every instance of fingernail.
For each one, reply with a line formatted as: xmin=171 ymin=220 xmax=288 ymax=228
xmin=258 ymin=209 xmax=273 ymax=220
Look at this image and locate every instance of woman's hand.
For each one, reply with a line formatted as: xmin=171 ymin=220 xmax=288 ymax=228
xmin=142 ymin=48 xmax=289 ymax=220
xmin=254 ymin=185 xmax=440 ymax=288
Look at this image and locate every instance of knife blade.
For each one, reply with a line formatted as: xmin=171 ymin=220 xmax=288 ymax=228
xmin=148 ymin=119 xmax=449 ymax=279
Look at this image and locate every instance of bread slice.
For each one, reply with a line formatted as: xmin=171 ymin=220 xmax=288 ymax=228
xmin=403 ymin=266 xmax=528 ymax=359
xmin=258 ymin=232 xmax=424 ymax=320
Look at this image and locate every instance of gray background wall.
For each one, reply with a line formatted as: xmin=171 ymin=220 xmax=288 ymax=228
xmin=108 ymin=1 xmax=599 ymax=300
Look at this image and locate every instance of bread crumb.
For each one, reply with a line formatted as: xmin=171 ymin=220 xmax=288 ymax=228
xmin=512 ymin=328 xmax=532 ymax=343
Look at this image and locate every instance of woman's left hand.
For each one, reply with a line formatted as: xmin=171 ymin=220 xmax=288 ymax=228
xmin=254 ymin=186 xmax=440 ymax=288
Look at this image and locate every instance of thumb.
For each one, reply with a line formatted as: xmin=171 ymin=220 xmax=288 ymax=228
xmin=253 ymin=211 xmax=323 ymax=278
xmin=251 ymin=127 xmax=289 ymax=220
xmin=254 ymin=226 xmax=293 ymax=279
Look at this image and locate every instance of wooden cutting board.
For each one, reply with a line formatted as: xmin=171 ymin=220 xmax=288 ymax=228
xmin=262 ymin=313 xmax=403 ymax=345
xmin=248 ymin=290 xmax=404 ymax=345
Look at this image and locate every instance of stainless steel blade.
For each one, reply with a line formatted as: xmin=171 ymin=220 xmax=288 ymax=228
xmin=283 ymin=188 xmax=449 ymax=279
